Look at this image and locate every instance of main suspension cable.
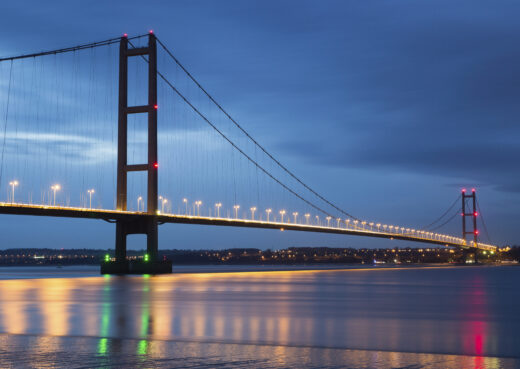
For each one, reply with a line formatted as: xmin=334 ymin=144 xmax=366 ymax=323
xmin=476 ymin=198 xmax=492 ymax=244
xmin=128 ymin=39 xmax=334 ymax=218
xmin=155 ymin=37 xmax=359 ymax=221
xmin=0 ymin=34 xmax=148 ymax=63
xmin=422 ymin=194 xmax=461 ymax=230
xmin=429 ymin=208 xmax=462 ymax=232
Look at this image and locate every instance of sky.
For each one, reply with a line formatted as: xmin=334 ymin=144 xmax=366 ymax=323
xmin=0 ymin=0 xmax=518 ymax=250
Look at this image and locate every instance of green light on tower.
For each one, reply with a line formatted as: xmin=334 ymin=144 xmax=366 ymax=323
xmin=104 ymin=254 xmax=110 ymax=262
xmin=144 ymin=254 xmax=149 ymax=262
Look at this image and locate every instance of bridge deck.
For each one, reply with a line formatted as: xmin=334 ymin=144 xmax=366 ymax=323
xmin=0 ymin=203 xmax=496 ymax=251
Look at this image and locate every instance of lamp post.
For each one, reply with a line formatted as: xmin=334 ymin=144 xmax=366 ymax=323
xmin=215 ymin=203 xmax=222 ymax=217
xmin=137 ymin=196 xmax=143 ymax=212
xmin=87 ymin=189 xmax=95 ymax=209
xmin=279 ymin=210 xmax=286 ymax=223
xmin=195 ymin=200 xmax=202 ymax=216
xmin=250 ymin=207 xmax=256 ymax=220
xmin=315 ymin=215 xmax=319 ymax=226
xmin=183 ymin=198 xmax=188 ymax=215
xmin=233 ymin=205 xmax=240 ymax=219
xmin=162 ymin=198 xmax=168 ymax=213
xmin=305 ymin=213 xmax=310 ymax=224
xmin=265 ymin=208 xmax=272 ymax=222
xmin=8 ymin=180 xmax=18 ymax=203
xmin=293 ymin=212 xmax=298 ymax=224
xmin=51 ymin=184 xmax=61 ymax=206
xmin=336 ymin=218 xmax=341 ymax=228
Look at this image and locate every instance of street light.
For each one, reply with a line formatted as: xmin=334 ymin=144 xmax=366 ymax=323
xmin=162 ymin=198 xmax=168 ymax=213
xmin=8 ymin=180 xmax=18 ymax=203
xmin=87 ymin=189 xmax=95 ymax=209
xmin=305 ymin=213 xmax=310 ymax=224
xmin=326 ymin=216 xmax=331 ymax=227
xmin=215 ymin=203 xmax=222 ymax=217
xmin=265 ymin=208 xmax=272 ymax=222
xmin=345 ymin=219 xmax=351 ymax=228
xmin=195 ymin=200 xmax=202 ymax=216
xmin=293 ymin=212 xmax=298 ymax=224
xmin=137 ymin=196 xmax=143 ymax=212
xmin=51 ymin=184 xmax=61 ymax=206
xmin=279 ymin=210 xmax=286 ymax=223
xmin=250 ymin=206 xmax=257 ymax=220
xmin=233 ymin=205 xmax=240 ymax=219
xmin=315 ymin=215 xmax=319 ymax=226
xmin=183 ymin=198 xmax=188 ymax=215
xmin=336 ymin=218 xmax=341 ymax=228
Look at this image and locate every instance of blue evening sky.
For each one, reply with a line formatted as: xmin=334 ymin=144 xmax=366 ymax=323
xmin=0 ymin=1 xmax=518 ymax=250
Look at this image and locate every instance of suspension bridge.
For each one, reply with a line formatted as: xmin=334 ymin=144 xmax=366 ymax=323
xmin=0 ymin=32 xmax=498 ymax=273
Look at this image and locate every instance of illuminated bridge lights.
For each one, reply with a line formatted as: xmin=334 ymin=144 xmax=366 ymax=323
xmin=0 ymin=202 xmax=496 ymax=252
xmin=0 ymin=194 xmax=499 ymax=252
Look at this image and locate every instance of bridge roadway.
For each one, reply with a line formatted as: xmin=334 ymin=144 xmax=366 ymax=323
xmin=0 ymin=202 xmax=497 ymax=251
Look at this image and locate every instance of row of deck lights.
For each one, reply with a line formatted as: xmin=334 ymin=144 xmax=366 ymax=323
xmin=176 ymin=198 xmax=466 ymax=245
xmin=4 ymin=181 xmax=485 ymax=248
xmin=7 ymin=181 xmax=97 ymax=208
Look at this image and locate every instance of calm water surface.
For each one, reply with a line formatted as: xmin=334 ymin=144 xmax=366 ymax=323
xmin=0 ymin=265 xmax=518 ymax=368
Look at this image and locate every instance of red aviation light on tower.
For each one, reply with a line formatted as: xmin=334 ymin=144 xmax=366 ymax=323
xmin=474 ymin=230 xmax=479 ymax=235
xmin=472 ymin=188 xmax=476 ymax=193
xmin=154 ymin=104 xmax=158 ymax=110
xmin=474 ymin=212 xmax=478 ymax=217
xmin=123 ymin=33 xmax=128 ymax=38
xmin=149 ymin=30 xmax=154 ymax=34
xmin=153 ymin=162 xmax=159 ymax=169
xmin=462 ymin=188 xmax=466 ymax=193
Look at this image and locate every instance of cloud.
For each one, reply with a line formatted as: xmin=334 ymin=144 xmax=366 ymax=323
xmin=3 ymin=131 xmax=116 ymax=165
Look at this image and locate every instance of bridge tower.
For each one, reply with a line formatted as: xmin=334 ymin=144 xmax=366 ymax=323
xmin=462 ymin=188 xmax=478 ymax=245
xmin=461 ymin=188 xmax=479 ymax=263
xmin=103 ymin=32 xmax=170 ymax=274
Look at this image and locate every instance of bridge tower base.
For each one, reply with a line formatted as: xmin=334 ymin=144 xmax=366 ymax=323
xmin=461 ymin=248 xmax=479 ymax=264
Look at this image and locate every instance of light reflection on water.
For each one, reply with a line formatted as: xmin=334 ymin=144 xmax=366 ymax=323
xmin=0 ymin=266 xmax=519 ymax=368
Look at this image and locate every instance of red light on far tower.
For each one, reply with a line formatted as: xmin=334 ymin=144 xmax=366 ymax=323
xmin=474 ymin=212 xmax=478 ymax=217
xmin=462 ymin=188 xmax=466 ymax=193
xmin=474 ymin=230 xmax=479 ymax=235
xmin=123 ymin=33 xmax=128 ymax=38
xmin=472 ymin=188 xmax=476 ymax=192
xmin=149 ymin=30 xmax=154 ymax=34
xmin=154 ymin=104 xmax=158 ymax=109
xmin=153 ymin=162 xmax=159 ymax=169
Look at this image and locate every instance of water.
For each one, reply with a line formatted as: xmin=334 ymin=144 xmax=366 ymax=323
xmin=0 ymin=265 xmax=519 ymax=368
